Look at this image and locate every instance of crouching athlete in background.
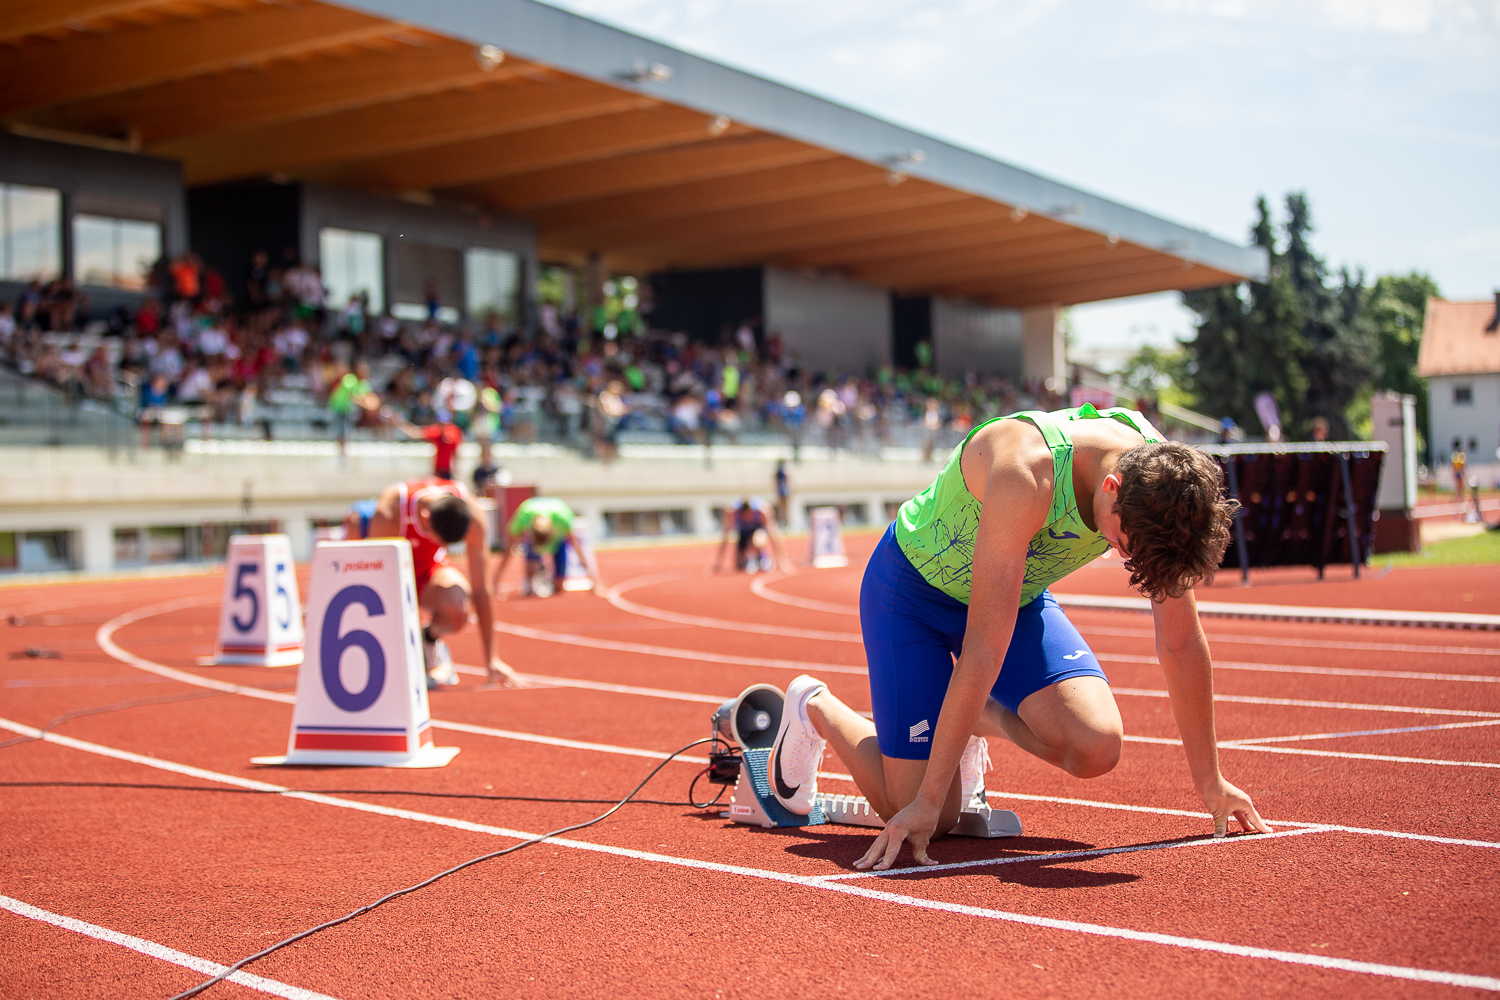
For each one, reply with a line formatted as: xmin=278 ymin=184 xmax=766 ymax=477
xmin=713 ymin=498 xmax=788 ymax=574
xmin=491 ymin=496 xmax=601 ymax=598
xmin=766 ymin=404 xmax=1271 ymax=870
xmin=343 ymin=478 xmax=520 ymax=689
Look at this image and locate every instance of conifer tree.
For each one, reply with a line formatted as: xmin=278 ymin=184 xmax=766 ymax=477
xmin=1182 ymin=193 xmax=1377 ymax=439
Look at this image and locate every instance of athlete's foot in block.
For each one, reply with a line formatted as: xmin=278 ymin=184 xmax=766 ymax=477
xmin=959 ymin=736 xmax=992 ymax=811
xmin=770 ymin=674 xmax=828 ymax=815
xmin=423 ymin=638 xmax=459 ymax=689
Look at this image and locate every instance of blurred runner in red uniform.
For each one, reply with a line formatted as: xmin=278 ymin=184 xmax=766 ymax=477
xmin=343 ymin=477 xmax=518 ymax=689
xmin=388 ymin=408 xmax=465 ymax=480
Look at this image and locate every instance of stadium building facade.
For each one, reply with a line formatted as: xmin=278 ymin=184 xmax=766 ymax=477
xmin=1 ymin=0 xmax=1267 ymax=574
xmin=1 ymin=0 xmax=1263 ymax=377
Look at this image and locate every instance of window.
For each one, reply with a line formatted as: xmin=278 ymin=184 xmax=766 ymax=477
xmin=319 ymin=227 xmax=384 ymax=314
xmin=0 ymin=530 xmax=74 ymax=573
xmin=1454 ymin=385 xmax=1473 ymax=406
xmin=391 ymin=240 xmax=462 ymax=323
xmin=465 ymin=247 xmax=521 ymax=323
xmin=73 ymin=214 xmax=161 ymax=290
xmin=114 ymin=528 xmax=142 ymax=566
xmin=603 ymin=509 xmax=691 ymax=537
xmin=146 ymin=526 xmax=189 ymax=564
xmin=1 ymin=183 xmax=61 ymax=281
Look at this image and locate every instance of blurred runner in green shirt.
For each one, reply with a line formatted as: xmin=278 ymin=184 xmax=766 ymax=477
xmin=493 ymin=497 xmax=601 ymax=597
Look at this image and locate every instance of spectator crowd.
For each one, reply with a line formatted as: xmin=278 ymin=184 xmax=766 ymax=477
xmin=1 ymin=246 xmax=1068 ymax=458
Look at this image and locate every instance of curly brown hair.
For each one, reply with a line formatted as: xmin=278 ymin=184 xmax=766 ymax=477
xmin=1113 ymin=442 xmax=1237 ymax=603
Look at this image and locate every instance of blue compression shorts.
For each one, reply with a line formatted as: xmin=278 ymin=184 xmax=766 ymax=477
xmin=861 ymin=523 xmax=1110 ymax=760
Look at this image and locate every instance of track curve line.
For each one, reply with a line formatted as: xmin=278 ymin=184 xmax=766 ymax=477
xmin=604 ymin=574 xmax=863 ymax=642
xmin=8 ymin=717 xmax=1499 ymax=994
xmin=750 ymin=575 xmax=860 ymax=617
xmin=492 ymin=618 xmax=868 ymax=675
xmin=96 ymin=596 xmax=294 ymax=704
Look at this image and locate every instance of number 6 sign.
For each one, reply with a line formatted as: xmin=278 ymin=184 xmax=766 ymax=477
xmin=206 ymin=535 xmax=304 ymax=667
xmin=253 ymin=539 xmax=459 ymax=768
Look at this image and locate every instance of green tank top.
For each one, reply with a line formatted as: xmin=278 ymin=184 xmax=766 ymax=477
xmin=894 ymin=404 xmax=1162 ymax=607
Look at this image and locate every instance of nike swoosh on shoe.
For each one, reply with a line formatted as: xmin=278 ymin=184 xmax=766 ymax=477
xmin=772 ymin=729 xmax=800 ymax=801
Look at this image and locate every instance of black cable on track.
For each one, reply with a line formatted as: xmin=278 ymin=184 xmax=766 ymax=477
xmin=168 ymin=735 xmax=730 ymax=1000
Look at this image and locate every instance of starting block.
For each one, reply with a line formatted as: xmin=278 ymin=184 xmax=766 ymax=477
xmin=202 ymin=534 xmax=304 ymax=667
xmin=807 ymin=507 xmax=848 ymax=569
xmin=713 ymin=684 xmax=1022 ymax=838
xmin=253 ymin=539 xmax=458 ymax=768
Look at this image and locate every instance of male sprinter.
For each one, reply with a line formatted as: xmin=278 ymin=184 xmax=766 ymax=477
xmin=492 ymin=496 xmax=601 ymax=597
xmin=768 ymin=404 xmax=1270 ymax=871
xmin=345 ymin=478 xmax=519 ymax=689
xmin=713 ymin=498 xmax=788 ymax=573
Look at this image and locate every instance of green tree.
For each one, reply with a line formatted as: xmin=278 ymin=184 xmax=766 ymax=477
xmin=1181 ymin=196 xmax=1307 ymax=435
xmin=1117 ymin=344 xmax=1190 ymax=405
xmin=1181 ymin=193 xmax=1378 ymax=439
xmin=1368 ymin=272 xmax=1440 ymax=459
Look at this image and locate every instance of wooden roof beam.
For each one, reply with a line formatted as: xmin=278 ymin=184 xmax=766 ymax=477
xmin=537 ymin=158 xmax=893 ymax=243
xmin=595 ymin=185 xmax=969 ymax=263
xmin=638 ymin=195 xmax=1011 ymax=265
xmin=38 ymin=40 xmax=537 ymax=144
xmin=850 ymin=231 xmax=1131 ymax=287
xmin=0 ymin=0 xmax=165 ymax=44
xmin=327 ymin=104 xmax=748 ymax=193
xmin=936 ymin=256 xmax=1227 ymax=304
xmin=454 ymin=135 xmax=834 ymax=212
xmin=778 ymin=212 xmax=1060 ymax=269
xmin=164 ymin=77 xmax=654 ymax=184
xmin=0 ymin=3 xmax=396 ymax=115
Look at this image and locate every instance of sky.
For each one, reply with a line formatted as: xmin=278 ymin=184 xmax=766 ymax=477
xmin=542 ymin=0 xmax=1499 ymax=365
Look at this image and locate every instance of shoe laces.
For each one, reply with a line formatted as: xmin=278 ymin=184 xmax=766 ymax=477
xmin=960 ymin=736 xmax=991 ymax=786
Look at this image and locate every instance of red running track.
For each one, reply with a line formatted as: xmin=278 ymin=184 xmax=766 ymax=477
xmin=1 ymin=541 xmax=1498 ymax=999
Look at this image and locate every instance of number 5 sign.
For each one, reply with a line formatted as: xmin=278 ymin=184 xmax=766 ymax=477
xmin=206 ymin=535 xmax=304 ymax=667
xmin=254 ymin=539 xmax=459 ymax=768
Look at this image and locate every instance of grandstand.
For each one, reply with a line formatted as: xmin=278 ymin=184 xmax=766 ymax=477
xmin=0 ymin=0 xmax=1259 ymax=574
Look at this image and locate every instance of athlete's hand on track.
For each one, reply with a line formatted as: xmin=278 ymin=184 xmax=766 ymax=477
xmin=853 ymin=799 xmax=942 ymax=871
xmin=1201 ymin=776 xmax=1272 ymax=837
xmin=486 ymin=657 xmax=526 ymax=689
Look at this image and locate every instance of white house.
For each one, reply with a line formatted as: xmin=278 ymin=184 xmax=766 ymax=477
xmin=1419 ymin=294 xmax=1500 ymax=488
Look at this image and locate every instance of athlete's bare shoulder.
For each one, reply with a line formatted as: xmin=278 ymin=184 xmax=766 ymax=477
xmin=367 ymin=484 xmax=402 ymax=534
xmin=960 ymin=417 xmax=1055 ymax=506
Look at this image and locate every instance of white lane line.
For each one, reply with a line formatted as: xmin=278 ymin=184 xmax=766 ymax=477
xmin=750 ymin=575 xmax=1500 ymax=635
xmin=1079 ymin=624 xmax=1500 ymax=659
xmin=614 ymin=576 xmax=1500 ymax=686
xmin=1118 ymin=734 xmax=1500 ymax=769
xmin=1230 ymin=719 xmax=1500 ymax=745
xmin=97 ymin=596 xmax=295 ymax=705
xmin=1101 ymin=653 xmax=1500 ymax=686
xmin=92 ymin=606 xmax=1499 ymax=837
xmin=7 ymin=718 xmax=1497 ymax=994
xmin=1111 ymin=687 xmax=1500 ymax=719
xmin=750 ymin=574 xmax=860 ymax=616
xmin=492 ymin=618 xmax=868 ymax=675
xmin=499 ymin=624 xmax=1500 ymax=688
xmin=1059 ymin=593 xmax=1500 ymax=630
xmin=450 ymin=668 xmax=726 ymax=707
xmin=982 ymin=790 xmax=1500 ymax=850
xmin=818 ymin=826 xmax=1332 ymax=881
xmin=0 ymin=895 xmax=341 ymax=1000
xmin=1214 ymin=744 xmax=1500 ymax=768
xmin=605 ymin=574 xmax=863 ymax=642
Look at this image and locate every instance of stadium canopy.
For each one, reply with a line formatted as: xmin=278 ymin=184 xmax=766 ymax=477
xmin=1 ymin=0 xmax=1267 ymax=307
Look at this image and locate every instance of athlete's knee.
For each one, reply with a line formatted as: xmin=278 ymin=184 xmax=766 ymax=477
xmin=422 ymin=575 xmax=471 ymax=633
xmin=1064 ymin=730 xmax=1122 ymax=779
